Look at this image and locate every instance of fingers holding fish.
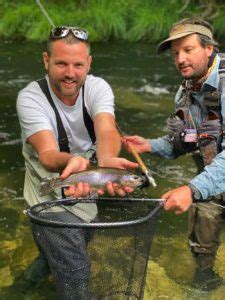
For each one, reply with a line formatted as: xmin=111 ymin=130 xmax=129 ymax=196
xmin=39 ymin=167 xmax=145 ymax=197
xmin=112 ymin=183 xmax=127 ymax=197
xmin=63 ymin=181 xmax=128 ymax=199
xmin=123 ymin=186 xmax=134 ymax=193
xmin=105 ymin=181 xmax=116 ymax=196
xmin=97 ymin=188 xmax=104 ymax=196
xmin=105 ymin=181 xmax=133 ymax=197
xmin=63 ymin=182 xmax=91 ymax=198
xmin=60 ymin=156 xmax=89 ymax=180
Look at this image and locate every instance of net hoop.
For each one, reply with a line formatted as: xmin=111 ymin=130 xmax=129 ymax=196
xmin=24 ymin=198 xmax=163 ymax=228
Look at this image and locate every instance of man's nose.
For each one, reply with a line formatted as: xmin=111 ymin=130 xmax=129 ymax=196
xmin=65 ymin=65 xmax=75 ymax=77
xmin=176 ymin=51 xmax=186 ymax=65
xmin=177 ymin=51 xmax=186 ymax=65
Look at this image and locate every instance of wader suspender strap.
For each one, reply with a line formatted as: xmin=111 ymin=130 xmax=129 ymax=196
xmin=37 ymin=78 xmax=69 ymax=198
xmin=37 ymin=78 xmax=96 ymax=146
xmin=82 ymin=84 xmax=96 ymax=144
xmin=37 ymin=78 xmax=70 ymax=153
xmin=218 ymin=53 xmax=225 ymax=150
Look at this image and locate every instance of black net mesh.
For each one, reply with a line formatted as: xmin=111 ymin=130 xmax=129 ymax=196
xmin=28 ymin=199 xmax=161 ymax=300
xmin=88 ymin=217 xmax=155 ymax=299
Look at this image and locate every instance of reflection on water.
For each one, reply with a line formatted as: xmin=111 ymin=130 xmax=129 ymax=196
xmin=0 ymin=40 xmax=225 ymax=299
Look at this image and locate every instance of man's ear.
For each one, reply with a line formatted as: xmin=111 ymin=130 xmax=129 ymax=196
xmin=206 ymin=45 xmax=214 ymax=58
xmin=43 ymin=52 xmax=49 ymax=71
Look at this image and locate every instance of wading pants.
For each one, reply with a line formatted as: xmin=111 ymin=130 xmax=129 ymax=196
xmin=188 ymin=201 xmax=225 ymax=269
xmin=31 ymin=212 xmax=95 ymax=300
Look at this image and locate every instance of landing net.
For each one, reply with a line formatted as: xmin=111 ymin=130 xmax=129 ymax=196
xmin=25 ymin=198 xmax=162 ymax=299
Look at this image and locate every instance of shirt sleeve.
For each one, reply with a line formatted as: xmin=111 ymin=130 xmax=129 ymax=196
xmin=190 ymin=150 xmax=225 ymax=199
xmin=150 ymin=136 xmax=176 ymax=159
xmin=16 ymin=82 xmax=55 ymax=142
xmin=85 ymin=76 xmax=115 ymax=118
xmin=190 ymin=89 xmax=225 ymax=199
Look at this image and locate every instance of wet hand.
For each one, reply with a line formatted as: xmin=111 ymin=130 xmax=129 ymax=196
xmin=98 ymin=157 xmax=138 ymax=170
xmin=98 ymin=157 xmax=138 ymax=197
xmin=122 ymin=135 xmax=151 ymax=153
xmin=60 ymin=156 xmax=89 ymax=180
xmin=105 ymin=181 xmax=134 ymax=197
xmin=63 ymin=182 xmax=90 ymax=198
xmin=64 ymin=182 xmax=104 ymax=198
xmin=162 ymin=185 xmax=193 ymax=215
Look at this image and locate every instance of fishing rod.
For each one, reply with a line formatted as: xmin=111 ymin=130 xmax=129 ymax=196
xmin=116 ymin=123 xmax=157 ymax=188
xmin=35 ymin=0 xmax=55 ymax=27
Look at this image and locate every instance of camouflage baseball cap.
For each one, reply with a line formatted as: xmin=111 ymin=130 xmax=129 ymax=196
xmin=157 ymin=23 xmax=213 ymax=53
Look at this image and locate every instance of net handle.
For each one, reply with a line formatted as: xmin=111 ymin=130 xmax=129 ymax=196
xmin=24 ymin=198 xmax=163 ymax=228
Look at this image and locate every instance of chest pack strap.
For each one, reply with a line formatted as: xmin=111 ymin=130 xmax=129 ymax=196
xmin=37 ymin=78 xmax=70 ymax=153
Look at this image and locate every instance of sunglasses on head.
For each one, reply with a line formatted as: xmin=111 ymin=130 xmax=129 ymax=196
xmin=50 ymin=26 xmax=89 ymax=41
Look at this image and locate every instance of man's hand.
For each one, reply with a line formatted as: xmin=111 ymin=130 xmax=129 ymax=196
xmin=104 ymin=181 xmax=134 ymax=197
xmin=98 ymin=157 xmax=138 ymax=170
xmin=61 ymin=156 xmax=92 ymax=198
xmin=60 ymin=156 xmax=89 ymax=179
xmin=63 ymin=182 xmax=90 ymax=198
xmin=162 ymin=185 xmax=193 ymax=215
xmin=122 ymin=135 xmax=151 ymax=153
xmin=98 ymin=157 xmax=139 ymax=197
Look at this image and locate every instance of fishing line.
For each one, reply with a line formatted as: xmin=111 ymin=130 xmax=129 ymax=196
xmin=35 ymin=0 xmax=55 ymax=27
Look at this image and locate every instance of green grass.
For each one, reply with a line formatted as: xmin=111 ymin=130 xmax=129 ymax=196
xmin=0 ymin=0 xmax=224 ymax=42
xmin=212 ymin=7 xmax=225 ymax=41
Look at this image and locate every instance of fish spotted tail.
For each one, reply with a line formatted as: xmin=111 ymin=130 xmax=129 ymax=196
xmin=39 ymin=178 xmax=61 ymax=196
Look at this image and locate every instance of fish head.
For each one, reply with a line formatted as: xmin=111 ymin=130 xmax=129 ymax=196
xmin=122 ymin=174 xmax=147 ymax=188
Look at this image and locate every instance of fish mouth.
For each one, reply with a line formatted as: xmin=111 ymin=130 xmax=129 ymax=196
xmin=139 ymin=175 xmax=150 ymax=188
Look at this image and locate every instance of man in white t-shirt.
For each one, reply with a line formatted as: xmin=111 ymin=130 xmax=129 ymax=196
xmin=16 ymin=26 xmax=137 ymax=298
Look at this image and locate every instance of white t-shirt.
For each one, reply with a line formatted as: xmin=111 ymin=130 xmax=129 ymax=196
xmin=17 ymin=74 xmax=115 ymax=221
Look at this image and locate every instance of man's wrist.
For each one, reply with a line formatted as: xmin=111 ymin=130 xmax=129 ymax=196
xmin=147 ymin=139 xmax=152 ymax=152
xmin=188 ymin=183 xmax=203 ymax=202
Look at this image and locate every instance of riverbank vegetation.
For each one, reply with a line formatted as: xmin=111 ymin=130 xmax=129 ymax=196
xmin=1 ymin=0 xmax=225 ymax=43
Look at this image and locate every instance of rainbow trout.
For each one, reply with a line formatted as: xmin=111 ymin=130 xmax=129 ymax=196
xmin=39 ymin=167 xmax=147 ymax=196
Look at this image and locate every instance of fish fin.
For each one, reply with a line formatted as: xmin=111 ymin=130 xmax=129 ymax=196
xmin=39 ymin=178 xmax=58 ymax=196
xmin=39 ymin=182 xmax=53 ymax=196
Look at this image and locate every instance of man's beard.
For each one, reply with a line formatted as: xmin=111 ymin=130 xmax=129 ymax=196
xmin=180 ymin=64 xmax=208 ymax=81
xmin=54 ymin=81 xmax=80 ymax=97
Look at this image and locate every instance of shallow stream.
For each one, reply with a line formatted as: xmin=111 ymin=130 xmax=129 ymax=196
xmin=0 ymin=40 xmax=225 ymax=299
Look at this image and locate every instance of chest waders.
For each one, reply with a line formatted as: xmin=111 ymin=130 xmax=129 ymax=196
xmin=36 ymin=78 xmax=97 ymax=197
xmin=167 ymin=54 xmax=225 ymax=200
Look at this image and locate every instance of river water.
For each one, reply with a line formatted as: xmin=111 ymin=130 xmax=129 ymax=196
xmin=0 ymin=40 xmax=225 ymax=299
